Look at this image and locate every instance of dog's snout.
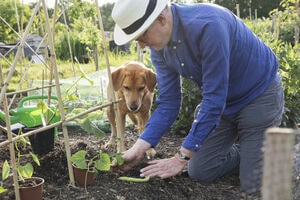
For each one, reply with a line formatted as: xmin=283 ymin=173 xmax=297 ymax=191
xmin=129 ymin=103 xmax=139 ymax=111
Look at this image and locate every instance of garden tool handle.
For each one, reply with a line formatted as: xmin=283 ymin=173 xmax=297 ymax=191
xmin=17 ymin=96 xmax=58 ymax=109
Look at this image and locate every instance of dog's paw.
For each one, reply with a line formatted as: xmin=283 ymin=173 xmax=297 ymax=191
xmin=101 ymin=139 xmax=116 ymax=151
xmin=145 ymin=148 xmax=157 ymax=159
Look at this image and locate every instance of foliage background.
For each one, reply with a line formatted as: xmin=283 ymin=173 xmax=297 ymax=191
xmin=0 ymin=0 xmax=299 ymax=132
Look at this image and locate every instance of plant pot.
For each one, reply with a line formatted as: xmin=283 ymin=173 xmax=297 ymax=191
xmin=18 ymin=177 xmax=44 ymax=200
xmin=25 ymin=127 xmax=55 ymax=156
xmin=72 ymin=164 xmax=95 ymax=186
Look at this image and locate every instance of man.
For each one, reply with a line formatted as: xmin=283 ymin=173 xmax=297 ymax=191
xmin=111 ymin=0 xmax=284 ymax=196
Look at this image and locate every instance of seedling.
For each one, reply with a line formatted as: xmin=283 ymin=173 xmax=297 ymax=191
xmin=1 ymin=131 xmax=40 ymax=193
xmin=70 ymin=149 xmax=123 ymax=191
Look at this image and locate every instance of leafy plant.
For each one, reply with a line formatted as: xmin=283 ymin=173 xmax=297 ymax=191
xmin=70 ymin=149 xmax=123 ymax=171
xmin=70 ymin=149 xmax=123 ymax=190
xmin=1 ymin=132 xmax=40 ymax=193
xmin=170 ymin=78 xmax=202 ymax=134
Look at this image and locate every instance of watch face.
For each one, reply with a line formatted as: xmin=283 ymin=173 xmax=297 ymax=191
xmin=179 ymin=151 xmax=190 ymax=160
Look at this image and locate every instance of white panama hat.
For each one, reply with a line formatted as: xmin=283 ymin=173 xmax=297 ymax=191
xmin=112 ymin=0 xmax=168 ymax=45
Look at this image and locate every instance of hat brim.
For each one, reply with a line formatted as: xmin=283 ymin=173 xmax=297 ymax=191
xmin=113 ymin=0 xmax=168 ymax=46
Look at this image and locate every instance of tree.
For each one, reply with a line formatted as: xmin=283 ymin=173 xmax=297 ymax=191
xmin=0 ymin=0 xmax=31 ymax=43
xmin=100 ymin=3 xmax=115 ymax=32
xmin=193 ymin=0 xmax=282 ymax=18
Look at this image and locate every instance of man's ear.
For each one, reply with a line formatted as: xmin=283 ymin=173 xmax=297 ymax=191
xmin=157 ymin=13 xmax=167 ymax=25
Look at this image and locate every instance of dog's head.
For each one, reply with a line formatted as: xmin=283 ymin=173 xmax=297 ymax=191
xmin=111 ymin=61 xmax=157 ymax=112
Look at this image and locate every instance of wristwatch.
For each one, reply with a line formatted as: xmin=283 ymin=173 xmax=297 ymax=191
xmin=178 ymin=151 xmax=190 ymax=161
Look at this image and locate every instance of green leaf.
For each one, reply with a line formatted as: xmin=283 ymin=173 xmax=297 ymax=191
xmin=95 ymin=153 xmax=110 ymax=171
xmin=80 ymin=112 xmax=106 ymax=138
xmin=70 ymin=150 xmax=87 ymax=169
xmin=115 ymin=154 xmax=124 ymax=166
xmin=18 ymin=163 xmax=34 ymax=178
xmin=2 ymin=160 xmax=10 ymax=181
xmin=0 ymin=187 xmax=7 ymax=194
xmin=30 ymin=152 xmax=40 ymax=166
xmin=75 ymin=58 xmax=94 ymax=86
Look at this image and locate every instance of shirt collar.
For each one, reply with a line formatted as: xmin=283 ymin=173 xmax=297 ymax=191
xmin=168 ymin=3 xmax=180 ymax=46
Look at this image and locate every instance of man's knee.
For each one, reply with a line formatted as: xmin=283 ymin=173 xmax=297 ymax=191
xmin=187 ymin=164 xmax=221 ymax=183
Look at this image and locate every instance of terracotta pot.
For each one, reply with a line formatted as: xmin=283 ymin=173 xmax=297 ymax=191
xmin=72 ymin=164 xmax=95 ymax=186
xmin=18 ymin=177 xmax=44 ymax=200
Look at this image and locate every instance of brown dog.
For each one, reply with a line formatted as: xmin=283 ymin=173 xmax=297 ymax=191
xmin=105 ymin=61 xmax=157 ymax=157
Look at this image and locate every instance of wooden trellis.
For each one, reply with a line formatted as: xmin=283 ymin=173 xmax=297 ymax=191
xmin=0 ymin=0 xmax=123 ymax=199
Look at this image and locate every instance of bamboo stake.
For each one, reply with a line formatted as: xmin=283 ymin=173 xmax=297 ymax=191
xmin=41 ymin=0 xmax=76 ymax=186
xmin=5 ymin=84 xmax=58 ymax=96
xmin=0 ymin=0 xmax=42 ymax=105
xmin=3 ymin=94 xmax=20 ymax=200
xmin=94 ymin=0 xmax=125 ymax=152
xmin=62 ymin=3 xmax=76 ymax=78
xmin=0 ymin=57 xmax=3 ymax=89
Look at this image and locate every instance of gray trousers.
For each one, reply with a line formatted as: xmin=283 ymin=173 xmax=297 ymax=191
xmin=188 ymin=72 xmax=284 ymax=194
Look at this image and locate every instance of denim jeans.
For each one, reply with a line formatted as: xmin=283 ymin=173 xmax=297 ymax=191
xmin=188 ymin=72 xmax=284 ymax=194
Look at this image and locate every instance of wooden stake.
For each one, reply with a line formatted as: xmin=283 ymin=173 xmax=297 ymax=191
xmin=262 ymin=128 xmax=296 ymax=200
xmin=95 ymin=0 xmax=126 ymax=152
xmin=3 ymin=94 xmax=20 ymax=200
xmin=41 ymin=0 xmax=75 ymax=185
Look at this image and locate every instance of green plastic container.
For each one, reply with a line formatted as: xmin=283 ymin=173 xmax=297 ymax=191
xmin=0 ymin=95 xmax=61 ymax=128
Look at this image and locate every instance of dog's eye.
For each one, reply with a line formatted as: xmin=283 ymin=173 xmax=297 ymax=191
xmin=138 ymin=87 xmax=145 ymax=92
xmin=123 ymin=86 xmax=129 ymax=91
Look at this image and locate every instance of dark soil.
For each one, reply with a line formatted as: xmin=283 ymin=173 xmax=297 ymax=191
xmin=0 ymin=97 xmax=299 ymax=200
xmin=0 ymin=125 xmax=242 ymax=200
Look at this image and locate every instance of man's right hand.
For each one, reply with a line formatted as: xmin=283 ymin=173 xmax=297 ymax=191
xmin=114 ymin=139 xmax=152 ymax=171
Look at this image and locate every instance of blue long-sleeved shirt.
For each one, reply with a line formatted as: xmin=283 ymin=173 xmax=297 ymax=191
xmin=139 ymin=3 xmax=278 ymax=152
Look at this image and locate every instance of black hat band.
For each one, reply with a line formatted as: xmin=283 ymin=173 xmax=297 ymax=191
xmin=122 ymin=0 xmax=157 ymax=35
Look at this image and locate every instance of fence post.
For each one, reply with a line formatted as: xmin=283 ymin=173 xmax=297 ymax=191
xmin=262 ymin=127 xmax=296 ymax=200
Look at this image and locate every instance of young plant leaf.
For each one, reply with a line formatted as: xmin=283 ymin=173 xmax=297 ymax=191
xmin=115 ymin=154 xmax=124 ymax=166
xmin=0 ymin=187 xmax=7 ymax=194
xmin=2 ymin=160 xmax=10 ymax=181
xmin=18 ymin=163 xmax=34 ymax=178
xmin=30 ymin=152 xmax=40 ymax=166
xmin=95 ymin=152 xmax=110 ymax=171
xmin=70 ymin=150 xmax=87 ymax=169
xmin=80 ymin=111 xmax=106 ymax=138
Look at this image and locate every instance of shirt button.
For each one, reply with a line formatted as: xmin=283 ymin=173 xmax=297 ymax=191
xmin=181 ymin=63 xmax=185 ymax=67
xmin=178 ymin=40 xmax=181 ymax=43
xmin=195 ymin=144 xmax=199 ymax=148
xmin=190 ymin=76 xmax=193 ymax=79
xmin=173 ymin=46 xmax=177 ymax=49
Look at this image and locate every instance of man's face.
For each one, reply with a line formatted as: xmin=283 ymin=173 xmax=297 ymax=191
xmin=135 ymin=16 xmax=170 ymax=51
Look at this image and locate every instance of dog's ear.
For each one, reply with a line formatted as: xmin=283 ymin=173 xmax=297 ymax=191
xmin=145 ymin=69 xmax=157 ymax=92
xmin=111 ymin=68 xmax=125 ymax=91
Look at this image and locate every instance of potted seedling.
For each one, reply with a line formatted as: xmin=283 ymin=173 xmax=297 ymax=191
xmin=1 ymin=134 xmax=43 ymax=200
xmin=70 ymin=149 xmax=123 ymax=191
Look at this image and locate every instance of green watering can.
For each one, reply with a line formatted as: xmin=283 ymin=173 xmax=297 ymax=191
xmin=0 ymin=95 xmax=61 ymax=128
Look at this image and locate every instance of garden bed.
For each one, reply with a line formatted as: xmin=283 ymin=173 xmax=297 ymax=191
xmin=0 ymin=126 xmax=243 ymax=200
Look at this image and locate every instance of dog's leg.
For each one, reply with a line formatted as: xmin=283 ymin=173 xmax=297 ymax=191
xmin=137 ymin=111 xmax=157 ymax=159
xmin=103 ymin=105 xmax=117 ymax=150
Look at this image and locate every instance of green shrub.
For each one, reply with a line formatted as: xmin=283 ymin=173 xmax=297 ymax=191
xmin=170 ymin=78 xmax=202 ymax=134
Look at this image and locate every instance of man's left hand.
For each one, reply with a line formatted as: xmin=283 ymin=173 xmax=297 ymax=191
xmin=140 ymin=156 xmax=187 ymax=179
